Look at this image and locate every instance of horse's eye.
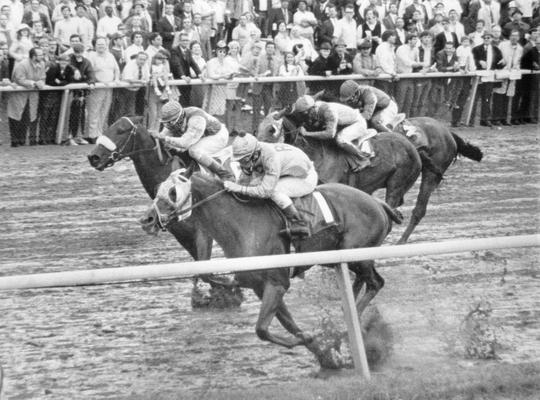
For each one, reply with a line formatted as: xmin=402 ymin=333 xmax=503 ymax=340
xmin=269 ymin=126 xmax=276 ymax=134
xmin=168 ymin=187 xmax=177 ymax=203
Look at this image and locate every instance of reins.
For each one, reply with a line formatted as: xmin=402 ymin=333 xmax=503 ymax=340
xmin=109 ymin=117 xmax=166 ymax=164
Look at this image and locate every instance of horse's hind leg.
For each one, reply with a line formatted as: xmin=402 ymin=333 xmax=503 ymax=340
xmin=350 ymin=260 xmax=385 ymax=317
xmin=254 ymin=282 xmax=307 ymax=348
xmin=397 ymin=170 xmax=441 ymax=244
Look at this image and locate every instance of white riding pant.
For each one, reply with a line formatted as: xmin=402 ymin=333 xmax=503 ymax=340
xmin=271 ymin=167 xmax=318 ymax=209
xmin=188 ymin=125 xmax=229 ymax=166
xmin=335 ymin=119 xmax=369 ymax=146
xmin=372 ymin=100 xmax=398 ymax=129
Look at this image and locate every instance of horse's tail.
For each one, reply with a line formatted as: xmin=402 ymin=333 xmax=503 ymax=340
xmin=451 ymin=132 xmax=483 ymax=162
xmin=379 ymin=200 xmax=403 ymax=225
xmin=418 ymin=148 xmax=444 ymax=182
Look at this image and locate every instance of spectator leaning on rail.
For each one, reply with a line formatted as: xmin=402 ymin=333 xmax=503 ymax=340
xmin=339 ymin=79 xmax=401 ymax=133
xmin=292 ymin=95 xmax=373 ymax=172
xmin=8 ymin=46 xmax=46 ymax=147
xmin=151 ymin=100 xmax=233 ymax=180
xmin=224 ymin=132 xmax=317 ymax=238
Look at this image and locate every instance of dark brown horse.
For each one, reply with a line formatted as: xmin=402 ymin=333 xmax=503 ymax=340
xmin=87 ymin=116 xmax=241 ymax=305
xmin=140 ymin=171 xmax=402 ymax=354
xmin=257 ymin=113 xmax=483 ymax=244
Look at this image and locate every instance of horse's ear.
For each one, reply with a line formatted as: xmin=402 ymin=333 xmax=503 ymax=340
xmin=312 ymin=90 xmax=325 ymax=101
xmin=230 ymin=129 xmax=239 ymax=138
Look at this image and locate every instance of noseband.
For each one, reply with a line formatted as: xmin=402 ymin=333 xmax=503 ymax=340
xmin=98 ymin=117 xmax=162 ymax=168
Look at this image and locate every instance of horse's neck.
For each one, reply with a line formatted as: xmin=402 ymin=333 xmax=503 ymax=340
xmin=131 ymin=141 xmax=173 ymax=199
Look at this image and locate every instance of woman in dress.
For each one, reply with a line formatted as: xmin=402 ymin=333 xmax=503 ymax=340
xmin=276 ymin=51 xmax=305 ymax=108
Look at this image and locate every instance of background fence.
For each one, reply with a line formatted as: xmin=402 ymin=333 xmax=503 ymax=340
xmin=0 ymin=70 xmax=538 ymax=147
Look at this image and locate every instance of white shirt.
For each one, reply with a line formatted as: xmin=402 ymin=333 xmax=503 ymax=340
xmin=396 ymin=44 xmax=419 ymax=73
xmin=74 ymin=16 xmax=94 ymax=50
xmin=456 ymin=45 xmax=475 ymax=71
xmin=122 ymin=58 xmax=150 ymax=90
xmin=54 ymin=17 xmax=79 ymax=46
xmin=334 ymin=17 xmax=358 ymax=49
xmin=375 ymin=41 xmax=396 ymax=74
xmin=96 ymin=15 xmax=122 ymax=38
xmin=125 ymin=44 xmax=144 ymax=62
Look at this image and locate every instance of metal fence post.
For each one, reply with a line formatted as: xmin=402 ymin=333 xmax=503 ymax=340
xmin=335 ymin=262 xmax=371 ymax=379
xmin=465 ymin=75 xmax=480 ymax=126
xmin=56 ymin=89 xmax=70 ymax=144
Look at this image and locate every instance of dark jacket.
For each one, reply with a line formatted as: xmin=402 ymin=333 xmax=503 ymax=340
xmin=472 ymin=44 xmax=504 ymax=71
xmin=330 ymin=51 xmax=354 ymax=75
xmin=45 ymin=62 xmax=75 ymax=86
xmin=307 ymin=54 xmax=339 ymax=76
xmin=435 ymin=49 xmax=459 ymax=72
xmin=318 ymin=19 xmax=336 ymax=47
xmin=267 ymin=7 xmax=293 ymax=36
xmin=157 ymin=15 xmax=182 ymax=50
xmin=434 ymin=31 xmax=459 ymax=54
xmin=170 ymin=45 xmax=201 ymax=79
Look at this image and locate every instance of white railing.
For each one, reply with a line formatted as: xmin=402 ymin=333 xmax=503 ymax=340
xmin=0 ymin=234 xmax=538 ymax=379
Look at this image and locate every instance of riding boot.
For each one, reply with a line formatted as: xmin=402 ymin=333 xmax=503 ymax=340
xmin=338 ymin=142 xmax=372 ymax=172
xmin=204 ymin=159 xmax=235 ymax=181
xmin=371 ymin=121 xmax=392 ymax=133
xmin=280 ymin=204 xmax=310 ymax=238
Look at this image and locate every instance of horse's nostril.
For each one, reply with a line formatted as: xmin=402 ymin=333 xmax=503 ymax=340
xmin=88 ymin=154 xmax=99 ymax=166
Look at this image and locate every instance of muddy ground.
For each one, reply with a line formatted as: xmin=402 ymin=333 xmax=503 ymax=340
xmin=0 ymin=124 xmax=539 ymax=399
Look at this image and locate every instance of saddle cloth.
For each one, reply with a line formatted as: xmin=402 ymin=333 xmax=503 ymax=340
xmin=401 ymin=119 xmax=429 ymax=150
xmin=292 ymin=189 xmax=338 ymax=238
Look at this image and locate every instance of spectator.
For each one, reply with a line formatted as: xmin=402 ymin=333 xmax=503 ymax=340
xmin=307 ymin=41 xmax=337 ymax=95
xmin=109 ymin=32 xmax=126 ymax=70
xmin=22 ymin=0 xmax=52 ymax=33
xmin=96 ymin=6 xmax=122 ymax=39
xmin=513 ymin=34 xmax=539 ymax=124
xmin=361 ymin=9 xmax=383 ymax=54
xmin=147 ymin=52 xmax=172 ymax=130
xmin=293 ymin=0 xmax=317 ymax=43
xmin=352 ymin=40 xmax=382 ymax=80
xmin=332 ymin=39 xmax=353 ymax=75
xmin=394 ymin=17 xmax=407 ymax=47
xmin=435 ymin=41 xmax=460 ymax=108
xmin=44 ymin=37 xmax=60 ymax=63
xmin=0 ymin=14 xmax=13 ymax=47
xmin=179 ymin=17 xmax=199 ymax=44
xmin=85 ymin=36 xmax=120 ymax=142
xmin=434 ymin=17 xmax=459 ymax=53
xmin=97 ymin=0 xmax=118 ymax=19
xmin=318 ymin=4 xmax=338 ymax=47
xmin=503 ymin=9 xmax=530 ymax=44
xmin=204 ymin=40 xmax=237 ymax=121
xmin=290 ymin=26 xmax=317 ymax=60
xmin=190 ymin=41 xmax=207 ymax=108
xmin=145 ymin=32 xmax=165 ymax=61
xmin=382 ymin=2 xmax=399 ymax=31
xmin=493 ymin=29 xmax=523 ymax=126
xmin=125 ymin=31 xmax=145 ymax=61
xmin=29 ymin=20 xmax=46 ymax=45
xmin=358 ymin=0 xmax=386 ymax=20
xmin=274 ymin=21 xmax=293 ymax=53
xmin=470 ymin=19 xmax=487 ymax=46
xmin=73 ymin=4 xmax=94 ymax=51
xmin=404 ymin=0 xmax=429 ymax=29
xmin=5 ymin=0 xmax=24 ymax=27
xmin=170 ymin=32 xmax=201 ymax=106
xmin=224 ymin=40 xmax=250 ymax=130
xmin=491 ymin=24 xmax=504 ymax=46
xmin=125 ymin=2 xmax=151 ymax=35
xmin=267 ymin=0 xmax=293 ymax=38
xmin=396 ymin=32 xmax=423 ymax=116
xmin=450 ymin=35 xmax=475 ymax=127
xmin=121 ymin=51 xmax=150 ymax=116
xmin=448 ymin=8 xmax=465 ymax=41
xmin=476 ymin=0 xmax=501 ymax=29
xmin=9 ymin=24 xmax=33 ymax=65
xmin=428 ymin=12 xmax=445 ymax=37
xmin=193 ymin=13 xmax=212 ymax=59
xmin=81 ymin=0 xmax=99 ymax=28
xmin=39 ymin=53 xmax=74 ymax=145
xmin=412 ymin=31 xmax=436 ymax=117
xmin=54 ymin=5 xmax=78 ymax=51
xmin=375 ymin=30 xmax=398 ymax=96
xmin=471 ymin=30 xmax=504 ymax=127
xmin=408 ymin=9 xmax=428 ymax=35
xmin=334 ymin=4 xmax=361 ymax=53
xmin=276 ymin=50 xmax=305 ymax=108
xmin=157 ymin=3 xmax=182 ymax=51
xmin=8 ymin=46 xmax=46 ymax=147
xmin=232 ymin=13 xmax=252 ymax=49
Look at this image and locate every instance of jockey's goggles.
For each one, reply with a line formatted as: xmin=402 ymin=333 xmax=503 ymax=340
xmin=164 ymin=111 xmax=184 ymax=130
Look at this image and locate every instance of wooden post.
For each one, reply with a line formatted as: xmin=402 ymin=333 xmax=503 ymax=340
xmin=465 ymin=76 xmax=480 ymax=126
xmin=56 ymin=89 xmax=70 ymax=144
xmin=335 ymin=262 xmax=371 ymax=379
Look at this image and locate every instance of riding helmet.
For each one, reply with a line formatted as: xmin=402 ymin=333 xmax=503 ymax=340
xmin=231 ymin=132 xmax=260 ymax=161
xmin=292 ymin=95 xmax=315 ymax=113
xmin=160 ymin=100 xmax=184 ymax=123
xmin=339 ymin=80 xmax=359 ymax=102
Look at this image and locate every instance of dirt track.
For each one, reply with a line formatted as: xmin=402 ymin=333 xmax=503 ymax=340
xmin=0 ymin=124 xmax=539 ymax=399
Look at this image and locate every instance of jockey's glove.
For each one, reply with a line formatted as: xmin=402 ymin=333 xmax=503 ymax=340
xmin=224 ymin=181 xmax=243 ymax=193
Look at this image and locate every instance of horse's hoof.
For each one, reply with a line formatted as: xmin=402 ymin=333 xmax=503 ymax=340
xmin=296 ymin=331 xmax=314 ymax=344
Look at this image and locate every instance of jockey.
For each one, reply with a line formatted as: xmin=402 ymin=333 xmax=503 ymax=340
xmin=292 ymin=95 xmax=372 ymax=171
xmin=224 ymin=132 xmax=318 ymax=238
xmin=339 ymin=80 xmax=400 ymax=133
xmin=152 ymin=101 xmax=233 ymax=180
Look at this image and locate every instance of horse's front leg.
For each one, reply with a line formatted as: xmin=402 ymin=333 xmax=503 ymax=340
xmin=276 ymin=301 xmax=313 ymax=344
xmin=256 ymin=282 xmax=306 ymax=348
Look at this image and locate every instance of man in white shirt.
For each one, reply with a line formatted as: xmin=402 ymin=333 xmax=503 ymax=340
xmin=375 ymin=30 xmax=398 ymax=96
xmin=412 ymin=31 xmax=436 ymax=116
xmin=125 ymin=31 xmax=145 ymax=61
xmin=54 ymin=5 xmax=79 ymax=50
xmin=74 ymin=4 xmax=94 ymax=51
xmin=122 ymin=51 xmax=150 ymax=115
xmin=448 ymin=9 xmax=465 ymax=41
xmin=395 ymin=32 xmax=423 ymax=116
xmin=334 ymin=4 xmax=360 ymax=52
xmin=477 ymin=0 xmax=501 ymax=29
xmin=97 ymin=5 xmax=122 ymax=38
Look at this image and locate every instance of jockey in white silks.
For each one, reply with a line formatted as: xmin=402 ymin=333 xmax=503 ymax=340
xmin=339 ymin=79 xmax=402 ymax=133
xmin=224 ymin=132 xmax=318 ymax=238
xmin=292 ymin=95 xmax=374 ymax=172
xmin=152 ymin=100 xmax=233 ymax=180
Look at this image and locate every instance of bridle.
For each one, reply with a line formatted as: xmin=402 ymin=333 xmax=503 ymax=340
xmin=96 ymin=117 xmax=163 ymax=168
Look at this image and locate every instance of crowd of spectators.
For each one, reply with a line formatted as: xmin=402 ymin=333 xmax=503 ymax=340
xmin=0 ymin=0 xmax=539 ymax=147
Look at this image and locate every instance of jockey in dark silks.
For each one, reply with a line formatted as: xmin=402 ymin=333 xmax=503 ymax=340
xmin=292 ymin=95 xmax=374 ymax=171
xmin=339 ymin=79 xmax=401 ymax=133
xmin=224 ymin=133 xmax=318 ymax=238
xmin=152 ymin=100 xmax=233 ymax=180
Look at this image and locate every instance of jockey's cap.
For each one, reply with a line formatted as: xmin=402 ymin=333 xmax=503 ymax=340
xmin=293 ymin=95 xmax=315 ymax=113
xmin=231 ymin=133 xmax=259 ymax=161
xmin=160 ymin=100 xmax=184 ymax=123
xmin=339 ymin=79 xmax=359 ymax=102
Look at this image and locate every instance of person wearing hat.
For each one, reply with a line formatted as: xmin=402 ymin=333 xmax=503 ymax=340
xmin=503 ymin=9 xmax=531 ymax=44
xmin=339 ymin=79 xmax=400 ymax=133
xmin=434 ymin=16 xmax=459 ymax=53
xmin=471 ymin=29 xmax=504 ymax=127
xmin=331 ymin=38 xmax=353 ymax=74
xmin=291 ymin=95 xmax=374 ymax=172
xmin=151 ymin=100 xmax=233 ymax=180
xmin=307 ymin=41 xmax=339 ymax=93
xmin=38 ymin=52 xmax=74 ymax=145
xmin=352 ymin=40 xmax=382 ymax=78
xmin=205 ymin=40 xmax=236 ymax=119
xmin=9 ymin=24 xmax=33 ymax=64
xmin=225 ymin=132 xmax=317 ymax=238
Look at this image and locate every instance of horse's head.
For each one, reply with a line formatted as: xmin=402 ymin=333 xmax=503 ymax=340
xmin=139 ymin=169 xmax=192 ymax=235
xmin=256 ymin=111 xmax=285 ymax=144
xmin=88 ymin=116 xmax=150 ymax=170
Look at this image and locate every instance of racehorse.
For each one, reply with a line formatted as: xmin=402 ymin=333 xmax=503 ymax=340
xmin=140 ymin=170 xmax=402 ymax=358
xmin=87 ymin=116 xmax=242 ymax=306
xmin=257 ymin=113 xmax=483 ymax=244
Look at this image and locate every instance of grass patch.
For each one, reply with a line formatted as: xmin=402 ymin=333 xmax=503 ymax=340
xmin=181 ymin=362 xmax=540 ymax=400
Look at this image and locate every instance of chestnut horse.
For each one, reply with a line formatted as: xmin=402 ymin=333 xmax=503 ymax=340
xmin=257 ymin=113 xmax=483 ymax=243
xmin=140 ymin=171 xmax=402 ymax=354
